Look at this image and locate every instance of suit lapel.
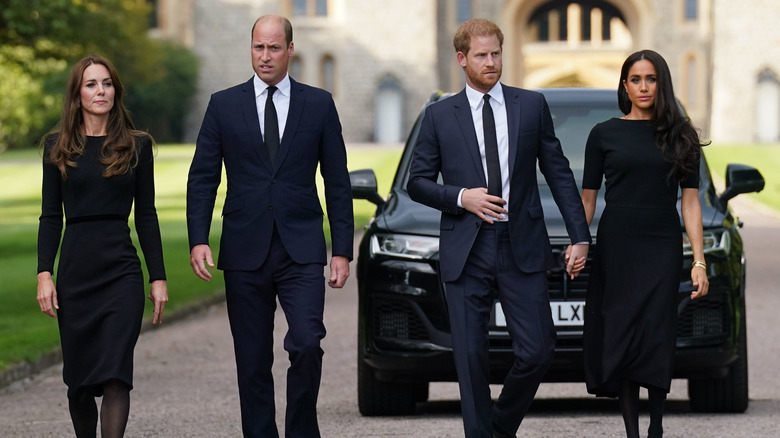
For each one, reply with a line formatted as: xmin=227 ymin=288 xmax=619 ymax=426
xmin=240 ymin=78 xmax=274 ymax=173
xmin=452 ymin=90 xmax=487 ymax=187
xmin=503 ymin=85 xmax=521 ymax=177
xmin=275 ymin=78 xmax=304 ymax=172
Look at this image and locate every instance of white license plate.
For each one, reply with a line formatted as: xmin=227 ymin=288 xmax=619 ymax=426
xmin=494 ymin=301 xmax=585 ymax=327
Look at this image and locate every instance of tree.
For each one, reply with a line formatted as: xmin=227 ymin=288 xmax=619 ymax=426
xmin=0 ymin=0 xmax=198 ymax=149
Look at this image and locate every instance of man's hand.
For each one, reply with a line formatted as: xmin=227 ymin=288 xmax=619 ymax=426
xmin=328 ymin=255 xmax=350 ymax=289
xmin=190 ymin=244 xmax=215 ymax=282
xmin=564 ymin=243 xmax=589 ymax=280
xmin=461 ymin=188 xmax=506 ymax=223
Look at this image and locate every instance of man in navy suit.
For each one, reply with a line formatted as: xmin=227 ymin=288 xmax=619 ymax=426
xmin=407 ymin=19 xmax=590 ymax=438
xmin=186 ymin=14 xmax=353 ymax=438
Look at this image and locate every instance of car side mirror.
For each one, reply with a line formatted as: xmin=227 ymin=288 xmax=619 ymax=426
xmin=718 ymin=164 xmax=765 ymax=204
xmin=350 ymin=169 xmax=385 ymax=206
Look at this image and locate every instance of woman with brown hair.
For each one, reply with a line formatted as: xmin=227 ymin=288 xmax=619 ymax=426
xmin=579 ymin=49 xmax=709 ymax=437
xmin=36 ymin=55 xmax=167 ymax=438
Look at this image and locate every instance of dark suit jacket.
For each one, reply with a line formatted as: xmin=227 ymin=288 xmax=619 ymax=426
xmin=407 ymin=85 xmax=590 ymax=282
xmin=187 ymin=77 xmax=354 ymax=270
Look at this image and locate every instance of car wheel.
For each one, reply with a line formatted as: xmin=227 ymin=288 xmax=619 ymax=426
xmin=688 ymin=310 xmax=749 ymax=413
xmin=357 ymin=355 xmax=422 ymax=416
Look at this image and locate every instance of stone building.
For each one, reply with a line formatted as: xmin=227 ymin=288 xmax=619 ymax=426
xmin=150 ymin=0 xmax=780 ymax=144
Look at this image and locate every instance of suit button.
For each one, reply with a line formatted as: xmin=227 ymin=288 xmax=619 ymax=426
xmin=268 ymin=205 xmax=273 ymax=210
xmin=475 ymin=221 xmax=481 ymax=227
xmin=271 ymin=179 xmax=277 ymax=183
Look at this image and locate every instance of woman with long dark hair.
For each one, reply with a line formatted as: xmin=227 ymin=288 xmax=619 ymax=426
xmin=36 ymin=55 xmax=167 ymax=438
xmin=579 ymin=49 xmax=709 ymax=437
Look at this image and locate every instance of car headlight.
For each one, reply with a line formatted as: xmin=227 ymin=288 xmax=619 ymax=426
xmin=370 ymin=234 xmax=439 ymax=260
xmin=683 ymin=229 xmax=730 ymax=256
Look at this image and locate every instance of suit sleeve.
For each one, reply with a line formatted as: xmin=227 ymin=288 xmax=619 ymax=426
xmin=535 ymin=95 xmax=591 ymax=244
xmin=186 ymin=95 xmax=224 ymax=249
xmin=319 ymin=97 xmax=354 ymax=260
xmin=406 ymin=106 xmax=463 ymax=214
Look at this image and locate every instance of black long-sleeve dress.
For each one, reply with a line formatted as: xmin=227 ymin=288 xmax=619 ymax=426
xmin=581 ymin=118 xmax=698 ymax=397
xmin=38 ymin=134 xmax=166 ymax=398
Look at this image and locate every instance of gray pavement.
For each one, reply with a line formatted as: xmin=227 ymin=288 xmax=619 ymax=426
xmin=1 ymin=195 xmax=779 ymax=436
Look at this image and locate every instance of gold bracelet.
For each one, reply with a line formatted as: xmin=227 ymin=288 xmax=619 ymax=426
xmin=692 ymin=260 xmax=707 ymax=270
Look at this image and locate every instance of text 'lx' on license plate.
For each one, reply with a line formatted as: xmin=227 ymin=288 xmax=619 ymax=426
xmin=494 ymin=301 xmax=586 ymax=327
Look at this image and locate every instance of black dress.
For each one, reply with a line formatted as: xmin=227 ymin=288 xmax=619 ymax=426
xmin=581 ymin=118 xmax=698 ymax=397
xmin=37 ymin=135 xmax=165 ymax=398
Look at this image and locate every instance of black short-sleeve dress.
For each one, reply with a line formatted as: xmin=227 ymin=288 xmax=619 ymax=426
xmin=581 ymin=118 xmax=698 ymax=397
xmin=37 ymin=134 xmax=166 ymax=398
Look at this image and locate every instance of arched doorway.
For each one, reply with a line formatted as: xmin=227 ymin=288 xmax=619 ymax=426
xmin=501 ymin=0 xmax=648 ymax=89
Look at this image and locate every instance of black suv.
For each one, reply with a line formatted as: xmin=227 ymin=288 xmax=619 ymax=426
xmin=350 ymin=88 xmax=764 ymax=416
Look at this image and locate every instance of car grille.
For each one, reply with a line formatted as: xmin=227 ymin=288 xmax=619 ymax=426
xmin=676 ymin=293 xmax=728 ymax=338
xmin=369 ymin=250 xmax=729 ymax=349
xmin=373 ymin=299 xmax=429 ymax=340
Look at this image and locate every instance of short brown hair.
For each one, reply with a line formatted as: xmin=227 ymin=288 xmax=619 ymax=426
xmin=453 ymin=18 xmax=504 ymax=55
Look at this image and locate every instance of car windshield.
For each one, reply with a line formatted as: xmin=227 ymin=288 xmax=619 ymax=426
xmin=398 ymin=90 xmax=712 ymax=206
xmin=543 ymin=102 xmax=623 ymax=187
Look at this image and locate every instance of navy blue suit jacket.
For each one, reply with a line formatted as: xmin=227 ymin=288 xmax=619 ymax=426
xmin=187 ymin=77 xmax=354 ymax=270
xmin=407 ymin=85 xmax=590 ymax=282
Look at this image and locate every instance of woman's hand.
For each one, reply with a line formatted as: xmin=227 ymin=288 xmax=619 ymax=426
xmin=148 ymin=279 xmax=168 ymax=324
xmin=37 ymin=272 xmax=58 ymax=318
xmin=690 ymin=266 xmax=709 ymax=299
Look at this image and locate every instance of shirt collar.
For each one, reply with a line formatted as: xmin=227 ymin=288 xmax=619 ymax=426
xmin=465 ymin=82 xmax=504 ymax=110
xmin=254 ymin=74 xmax=291 ymax=99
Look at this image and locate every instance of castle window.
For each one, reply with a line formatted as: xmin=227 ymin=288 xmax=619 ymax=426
xmin=756 ymin=69 xmax=780 ymax=142
xmin=292 ymin=0 xmax=328 ymax=17
xmin=528 ymin=0 xmax=626 ymax=43
xmin=684 ymin=0 xmax=698 ymax=21
xmin=290 ymin=56 xmax=303 ymax=81
xmin=457 ymin=0 xmax=473 ymax=23
xmin=375 ymin=75 xmax=404 ymax=143
xmin=320 ymin=55 xmax=336 ymax=94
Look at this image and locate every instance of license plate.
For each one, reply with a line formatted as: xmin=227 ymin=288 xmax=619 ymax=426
xmin=494 ymin=301 xmax=586 ymax=327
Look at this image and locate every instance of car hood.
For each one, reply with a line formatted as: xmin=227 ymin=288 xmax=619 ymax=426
xmin=379 ymin=188 xmax=728 ymax=239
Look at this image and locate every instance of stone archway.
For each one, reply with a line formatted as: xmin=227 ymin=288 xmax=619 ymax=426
xmin=500 ymin=0 xmax=653 ymax=88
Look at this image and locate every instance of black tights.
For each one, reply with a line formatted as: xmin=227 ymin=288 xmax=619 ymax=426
xmin=618 ymin=380 xmax=666 ymax=438
xmin=68 ymin=380 xmax=131 ymax=438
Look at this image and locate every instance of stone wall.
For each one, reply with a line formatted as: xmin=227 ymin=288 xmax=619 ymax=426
xmin=711 ymin=0 xmax=780 ymax=143
xmin=174 ymin=0 xmax=780 ymax=144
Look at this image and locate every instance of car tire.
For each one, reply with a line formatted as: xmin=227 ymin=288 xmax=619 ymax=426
xmin=688 ymin=310 xmax=749 ymax=413
xmin=357 ymin=355 xmax=421 ymax=416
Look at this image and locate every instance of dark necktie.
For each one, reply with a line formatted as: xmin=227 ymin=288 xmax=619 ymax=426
xmin=264 ymin=85 xmax=279 ymax=164
xmin=482 ymin=94 xmax=502 ymax=198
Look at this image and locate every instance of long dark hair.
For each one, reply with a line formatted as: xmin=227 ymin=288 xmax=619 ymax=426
xmin=618 ymin=49 xmax=707 ymax=184
xmin=42 ymin=55 xmax=145 ymax=179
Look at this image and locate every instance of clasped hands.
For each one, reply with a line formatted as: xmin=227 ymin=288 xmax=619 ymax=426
xmin=462 ymin=188 xmax=588 ymax=280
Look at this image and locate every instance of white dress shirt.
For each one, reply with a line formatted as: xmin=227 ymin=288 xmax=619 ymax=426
xmin=254 ymin=74 xmax=291 ymax=144
xmin=458 ymin=82 xmax=511 ymax=221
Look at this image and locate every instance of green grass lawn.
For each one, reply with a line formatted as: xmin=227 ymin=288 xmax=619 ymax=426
xmin=703 ymin=143 xmax=780 ymax=212
xmin=0 ymin=145 xmax=402 ymax=373
xmin=2 ymin=141 xmax=776 ymax=375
